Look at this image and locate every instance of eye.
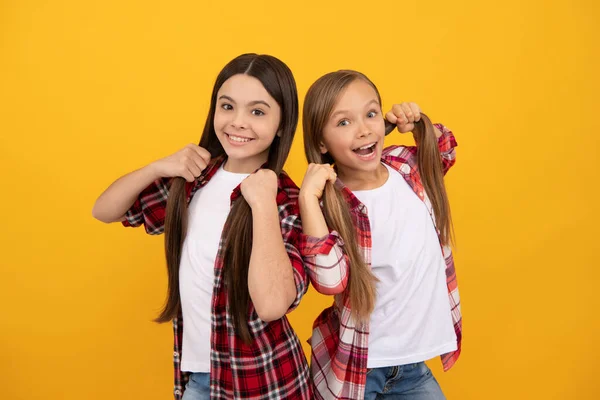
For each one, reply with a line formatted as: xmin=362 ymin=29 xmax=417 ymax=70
xmin=251 ymin=109 xmax=265 ymax=116
xmin=367 ymin=110 xmax=378 ymax=118
xmin=337 ymin=119 xmax=350 ymax=127
xmin=221 ymin=103 xmax=233 ymax=111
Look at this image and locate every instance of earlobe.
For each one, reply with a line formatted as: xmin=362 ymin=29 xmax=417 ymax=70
xmin=319 ymin=142 xmax=328 ymax=154
xmin=276 ymin=130 xmax=282 ymax=137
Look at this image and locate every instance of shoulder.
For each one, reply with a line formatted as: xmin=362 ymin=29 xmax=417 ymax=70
xmin=276 ymin=170 xmax=301 ymax=227
xmin=276 ymin=170 xmax=300 ymax=205
xmin=382 ymin=144 xmax=416 ymax=159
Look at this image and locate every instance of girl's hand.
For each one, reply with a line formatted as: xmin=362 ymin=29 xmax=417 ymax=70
xmin=241 ymin=169 xmax=279 ymax=209
xmin=385 ymin=102 xmax=422 ymax=133
xmin=151 ymin=144 xmax=212 ymax=182
xmin=299 ymin=163 xmax=337 ymax=202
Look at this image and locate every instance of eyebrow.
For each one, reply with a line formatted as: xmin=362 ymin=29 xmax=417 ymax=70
xmin=218 ymin=95 xmax=271 ymax=108
xmin=330 ymin=99 xmax=380 ymax=119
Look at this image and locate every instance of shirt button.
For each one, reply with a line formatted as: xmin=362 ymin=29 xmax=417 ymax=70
xmin=174 ymin=389 xmax=182 ymax=395
xmin=173 ymin=351 xmax=179 ymax=357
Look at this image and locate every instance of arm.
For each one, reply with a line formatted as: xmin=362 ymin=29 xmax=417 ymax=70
xmin=242 ymin=170 xmax=300 ymax=322
xmin=247 ymin=197 xmax=298 ymax=322
xmin=92 ymin=144 xmax=211 ymax=224
xmin=92 ymin=164 xmax=163 ymax=223
xmin=299 ymin=192 xmax=329 ymax=237
xmin=434 ymin=123 xmax=458 ymax=175
xmin=385 ymin=103 xmax=458 ymax=174
xmin=299 ymin=192 xmax=349 ymax=295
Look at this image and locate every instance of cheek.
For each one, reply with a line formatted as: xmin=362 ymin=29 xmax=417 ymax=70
xmin=213 ymin=111 xmax=226 ymax=130
xmin=323 ymin=135 xmax=351 ymax=160
xmin=325 ymin=128 xmax=353 ymax=148
xmin=369 ymin=118 xmax=385 ymax=137
xmin=256 ymin=116 xmax=280 ymax=138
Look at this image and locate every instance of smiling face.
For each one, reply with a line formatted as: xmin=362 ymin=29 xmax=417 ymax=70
xmin=213 ymin=74 xmax=282 ymax=173
xmin=319 ymin=78 xmax=386 ymax=177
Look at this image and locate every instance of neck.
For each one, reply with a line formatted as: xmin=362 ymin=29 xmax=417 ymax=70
xmin=223 ymin=153 xmax=268 ymax=174
xmin=337 ymin=163 xmax=388 ymax=191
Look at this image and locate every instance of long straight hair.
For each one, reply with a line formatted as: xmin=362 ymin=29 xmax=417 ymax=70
xmin=302 ymin=70 xmax=454 ymax=322
xmin=157 ymin=54 xmax=299 ymax=344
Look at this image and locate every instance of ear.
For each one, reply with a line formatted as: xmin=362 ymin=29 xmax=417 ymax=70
xmin=319 ymin=141 xmax=328 ymax=154
xmin=276 ymin=129 xmax=282 ymax=138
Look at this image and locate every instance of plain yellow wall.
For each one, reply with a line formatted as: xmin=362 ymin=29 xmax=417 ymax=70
xmin=1 ymin=1 xmax=599 ymax=399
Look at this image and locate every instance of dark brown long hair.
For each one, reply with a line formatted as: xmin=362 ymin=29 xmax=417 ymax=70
xmin=303 ymin=70 xmax=454 ymax=323
xmin=157 ymin=54 xmax=299 ymax=344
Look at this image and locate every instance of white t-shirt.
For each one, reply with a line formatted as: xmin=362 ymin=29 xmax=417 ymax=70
xmin=352 ymin=163 xmax=457 ymax=368
xmin=179 ymin=165 xmax=248 ymax=372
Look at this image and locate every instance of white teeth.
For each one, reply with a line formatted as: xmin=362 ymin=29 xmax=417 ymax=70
xmin=357 ymin=143 xmax=376 ymax=150
xmin=228 ymin=134 xmax=251 ymax=142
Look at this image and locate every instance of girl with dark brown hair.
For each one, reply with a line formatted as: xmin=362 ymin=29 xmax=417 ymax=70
xmin=92 ymin=54 xmax=312 ymax=400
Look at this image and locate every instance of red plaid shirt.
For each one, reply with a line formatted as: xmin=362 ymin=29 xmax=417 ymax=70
xmin=300 ymin=124 xmax=462 ymax=400
xmin=122 ymin=156 xmax=312 ymax=399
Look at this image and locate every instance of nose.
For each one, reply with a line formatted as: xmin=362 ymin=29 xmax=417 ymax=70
xmin=230 ymin=111 xmax=248 ymax=130
xmin=356 ymin=118 xmax=372 ymax=139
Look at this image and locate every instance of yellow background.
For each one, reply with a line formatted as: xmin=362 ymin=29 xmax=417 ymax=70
xmin=1 ymin=1 xmax=599 ymax=399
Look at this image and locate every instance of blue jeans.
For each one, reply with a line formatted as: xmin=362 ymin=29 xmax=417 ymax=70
xmin=364 ymin=362 xmax=445 ymax=400
xmin=181 ymin=372 xmax=210 ymax=400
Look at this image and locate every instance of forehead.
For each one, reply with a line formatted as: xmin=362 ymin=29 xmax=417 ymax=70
xmin=217 ymin=74 xmax=276 ymax=104
xmin=332 ymin=79 xmax=379 ymax=111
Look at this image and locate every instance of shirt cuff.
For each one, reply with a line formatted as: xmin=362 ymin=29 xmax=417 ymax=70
xmin=298 ymin=231 xmax=344 ymax=257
